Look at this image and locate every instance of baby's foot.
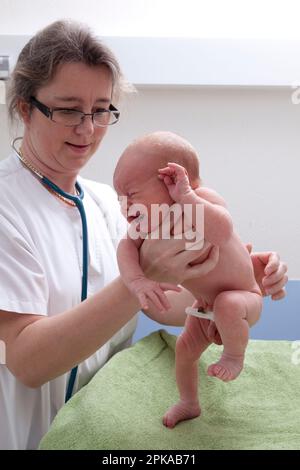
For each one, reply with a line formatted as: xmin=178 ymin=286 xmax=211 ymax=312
xmin=162 ymin=400 xmax=201 ymax=429
xmin=207 ymin=353 xmax=244 ymax=382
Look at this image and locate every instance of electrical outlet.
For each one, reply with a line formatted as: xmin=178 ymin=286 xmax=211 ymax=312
xmin=0 ymin=81 xmax=6 ymax=104
xmin=0 ymin=55 xmax=9 ymax=79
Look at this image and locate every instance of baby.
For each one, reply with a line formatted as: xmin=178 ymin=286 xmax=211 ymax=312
xmin=113 ymin=131 xmax=262 ymax=428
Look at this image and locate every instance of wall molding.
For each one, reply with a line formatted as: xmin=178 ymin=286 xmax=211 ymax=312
xmin=1 ymin=36 xmax=300 ymax=87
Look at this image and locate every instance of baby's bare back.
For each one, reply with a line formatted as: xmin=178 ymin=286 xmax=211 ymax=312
xmin=183 ymin=231 xmax=261 ymax=307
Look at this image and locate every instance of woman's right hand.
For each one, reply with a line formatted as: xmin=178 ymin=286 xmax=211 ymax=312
xmin=140 ymin=237 xmax=219 ymax=285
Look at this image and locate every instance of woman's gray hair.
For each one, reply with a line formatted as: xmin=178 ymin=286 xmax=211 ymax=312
xmin=7 ymin=19 xmax=129 ymax=124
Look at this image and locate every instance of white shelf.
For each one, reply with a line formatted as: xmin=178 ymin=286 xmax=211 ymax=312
xmin=1 ymin=35 xmax=300 ymax=87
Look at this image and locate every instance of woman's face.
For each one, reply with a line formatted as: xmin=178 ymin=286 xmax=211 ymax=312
xmin=23 ymin=62 xmax=113 ymax=177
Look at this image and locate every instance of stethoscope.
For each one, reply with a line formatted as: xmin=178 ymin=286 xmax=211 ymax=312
xmin=12 ymin=137 xmax=88 ymax=402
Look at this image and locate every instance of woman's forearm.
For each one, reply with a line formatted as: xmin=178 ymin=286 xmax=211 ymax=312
xmin=11 ymin=277 xmax=140 ymax=387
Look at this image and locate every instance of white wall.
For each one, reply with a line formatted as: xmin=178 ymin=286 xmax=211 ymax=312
xmin=79 ymin=86 xmax=299 ymax=279
xmin=2 ymin=0 xmax=300 ymax=39
xmin=0 ymin=1 xmax=299 ymax=278
xmin=4 ymin=87 xmax=298 ymax=276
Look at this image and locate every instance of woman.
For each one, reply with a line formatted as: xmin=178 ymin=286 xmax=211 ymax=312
xmin=0 ymin=20 xmax=287 ymax=449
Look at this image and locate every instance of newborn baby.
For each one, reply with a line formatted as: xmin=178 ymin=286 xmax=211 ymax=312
xmin=113 ymin=131 xmax=262 ymax=428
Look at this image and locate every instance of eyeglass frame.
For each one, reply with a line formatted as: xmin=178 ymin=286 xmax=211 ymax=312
xmin=29 ymin=96 xmax=120 ymax=127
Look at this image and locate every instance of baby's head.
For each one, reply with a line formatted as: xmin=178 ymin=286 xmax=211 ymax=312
xmin=113 ymin=131 xmax=200 ymax=224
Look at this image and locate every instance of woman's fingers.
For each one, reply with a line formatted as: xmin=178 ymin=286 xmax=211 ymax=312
xmin=264 ymin=252 xmax=281 ymax=276
xmin=138 ymin=292 xmax=149 ymax=311
xmin=156 ymin=291 xmax=171 ymax=311
xmin=148 ymin=289 xmax=170 ymax=311
xmin=178 ymin=240 xmax=210 ymax=263
xmin=252 ymin=251 xmax=279 ymax=276
xmin=140 ymin=237 xmax=219 ymax=284
xmin=259 ymin=251 xmax=287 ymax=278
xmin=264 ymin=275 xmax=288 ymax=296
xmin=271 ymin=289 xmax=286 ymax=301
xmin=159 ymin=283 xmax=182 ymax=293
xmin=263 ymin=268 xmax=288 ymax=288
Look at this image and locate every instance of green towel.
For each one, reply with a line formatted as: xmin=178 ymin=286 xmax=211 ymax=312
xmin=39 ymin=330 xmax=300 ymax=450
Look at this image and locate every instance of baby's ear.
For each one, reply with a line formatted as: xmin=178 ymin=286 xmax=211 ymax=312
xmin=245 ymin=243 xmax=253 ymax=254
xmin=191 ymin=177 xmax=201 ymax=189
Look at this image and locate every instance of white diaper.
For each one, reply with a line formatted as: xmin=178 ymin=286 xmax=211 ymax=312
xmin=185 ymin=306 xmax=215 ymax=322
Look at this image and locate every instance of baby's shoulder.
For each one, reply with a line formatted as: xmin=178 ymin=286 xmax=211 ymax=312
xmin=194 ymin=186 xmax=227 ymax=207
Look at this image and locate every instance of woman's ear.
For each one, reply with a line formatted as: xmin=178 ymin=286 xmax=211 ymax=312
xmin=17 ymin=99 xmax=31 ymax=125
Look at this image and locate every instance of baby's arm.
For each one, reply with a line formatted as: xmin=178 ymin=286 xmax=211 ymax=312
xmin=117 ymin=235 xmax=181 ymax=312
xmin=158 ymin=162 xmax=233 ymax=246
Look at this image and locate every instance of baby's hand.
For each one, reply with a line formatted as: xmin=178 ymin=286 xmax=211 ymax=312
xmin=158 ymin=162 xmax=192 ymax=203
xmin=129 ymin=277 xmax=181 ymax=312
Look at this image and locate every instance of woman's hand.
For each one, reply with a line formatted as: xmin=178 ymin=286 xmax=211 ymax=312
xmin=140 ymin=237 xmax=219 ymax=285
xmin=247 ymin=244 xmax=288 ymax=300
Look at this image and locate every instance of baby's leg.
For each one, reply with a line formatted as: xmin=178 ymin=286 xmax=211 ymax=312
xmin=207 ymin=290 xmax=262 ymax=382
xmin=163 ymin=315 xmax=211 ymax=428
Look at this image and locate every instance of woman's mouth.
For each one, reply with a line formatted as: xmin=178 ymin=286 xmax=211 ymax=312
xmin=66 ymin=142 xmax=91 ymax=153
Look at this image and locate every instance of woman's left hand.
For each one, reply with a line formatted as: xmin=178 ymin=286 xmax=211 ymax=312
xmin=247 ymin=244 xmax=288 ymax=300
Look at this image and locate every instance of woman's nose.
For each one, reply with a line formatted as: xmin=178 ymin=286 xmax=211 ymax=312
xmin=74 ymin=115 xmax=95 ymax=135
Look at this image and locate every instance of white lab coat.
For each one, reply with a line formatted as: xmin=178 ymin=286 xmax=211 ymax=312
xmin=0 ymin=153 xmax=137 ymax=449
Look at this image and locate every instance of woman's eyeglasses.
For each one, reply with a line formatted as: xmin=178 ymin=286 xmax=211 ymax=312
xmin=30 ymin=96 xmax=120 ymax=127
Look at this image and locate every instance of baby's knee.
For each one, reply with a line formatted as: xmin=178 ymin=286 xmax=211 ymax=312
xmin=213 ymin=291 xmax=245 ymax=321
xmin=176 ymin=331 xmax=195 ymax=356
xmin=176 ymin=330 xmax=203 ymax=361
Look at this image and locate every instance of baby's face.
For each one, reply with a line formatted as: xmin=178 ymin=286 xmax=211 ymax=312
xmin=114 ymin=160 xmax=173 ymax=232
